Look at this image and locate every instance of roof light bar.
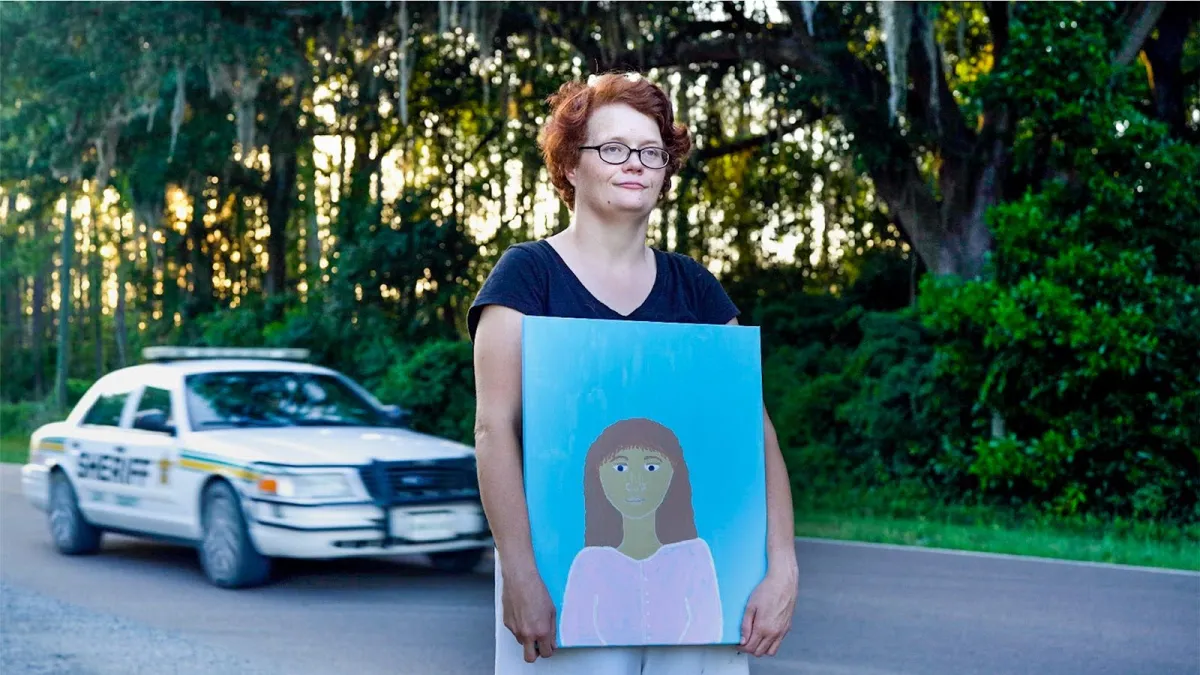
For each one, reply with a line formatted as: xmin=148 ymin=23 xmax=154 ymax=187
xmin=142 ymin=347 xmax=312 ymax=362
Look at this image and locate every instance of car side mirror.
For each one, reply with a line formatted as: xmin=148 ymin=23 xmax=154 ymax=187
xmin=134 ymin=409 xmax=176 ymax=436
xmin=380 ymin=404 xmax=411 ymax=426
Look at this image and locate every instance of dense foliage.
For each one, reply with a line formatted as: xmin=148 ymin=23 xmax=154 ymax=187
xmin=919 ymin=4 xmax=1200 ymax=521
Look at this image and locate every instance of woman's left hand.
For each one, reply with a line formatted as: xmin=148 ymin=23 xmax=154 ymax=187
xmin=738 ymin=563 xmax=798 ymax=657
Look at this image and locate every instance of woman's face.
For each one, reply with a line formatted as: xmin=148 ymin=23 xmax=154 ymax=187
xmin=599 ymin=446 xmax=675 ymax=519
xmin=567 ymin=103 xmax=667 ymax=215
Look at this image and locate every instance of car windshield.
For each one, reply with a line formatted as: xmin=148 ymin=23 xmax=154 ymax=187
xmin=184 ymin=371 xmax=394 ymax=430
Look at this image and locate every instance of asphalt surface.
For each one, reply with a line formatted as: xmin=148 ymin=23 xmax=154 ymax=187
xmin=1 ymin=464 xmax=1197 ymax=675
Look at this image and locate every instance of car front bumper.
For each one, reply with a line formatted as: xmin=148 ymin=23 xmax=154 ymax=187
xmin=21 ymin=463 xmax=50 ymax=512
xmin=246 ymin=498 xmax=492 ymax=559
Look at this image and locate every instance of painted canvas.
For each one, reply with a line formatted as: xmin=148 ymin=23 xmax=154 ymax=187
xmin=522 ymin=316 xmax=768 ymax=649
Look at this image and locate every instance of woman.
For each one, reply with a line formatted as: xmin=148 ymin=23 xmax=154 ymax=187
xmin=560 ymin=418 xmax=723 ymax=647
xmin=469 ymin=72 xmax=798 ymax=675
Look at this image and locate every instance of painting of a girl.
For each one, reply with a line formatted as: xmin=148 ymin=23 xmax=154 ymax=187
xmin=559 ymin=417 xmax=723 ymax=647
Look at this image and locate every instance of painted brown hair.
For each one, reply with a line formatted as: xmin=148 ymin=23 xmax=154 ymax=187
xmin=537 ymin=72 xmax=693 ymax=210
xmin=583 ymin=417 xmax=698 ymax=547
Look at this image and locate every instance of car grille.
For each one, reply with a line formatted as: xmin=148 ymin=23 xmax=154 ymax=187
xmin=359 ymin=459 xmax=479 ymax=506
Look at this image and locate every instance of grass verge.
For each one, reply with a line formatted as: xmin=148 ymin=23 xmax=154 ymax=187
xmin=794 ymin=483 xmax=1200 ymax=572
xmin=795 ymin=511 xmax=1200 ymax=571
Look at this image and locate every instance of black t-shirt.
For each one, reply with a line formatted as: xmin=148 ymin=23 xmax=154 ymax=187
xmin=467 ymin=239 xmax=740 ymax=341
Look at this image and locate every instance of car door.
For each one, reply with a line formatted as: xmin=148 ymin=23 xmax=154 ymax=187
xmin=119 ymin=383 xmax=189 ymax=537
xmin=69 ymin=379 xmax=145 ymax=529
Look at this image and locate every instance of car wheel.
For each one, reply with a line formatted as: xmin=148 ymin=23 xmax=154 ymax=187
xmin=198 ymin=480 xmax=271 ymax=589
xmin=429 ymin=548 xmax=485 ymax=573
xmin=48 ymin=471 xmax=103 ymax=555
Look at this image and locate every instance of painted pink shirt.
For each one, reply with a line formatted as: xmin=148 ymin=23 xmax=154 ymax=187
xmin=559 ymin=538 xmax=724 ymax=647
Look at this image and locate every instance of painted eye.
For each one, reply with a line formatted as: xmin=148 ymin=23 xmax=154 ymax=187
xmin=645 ymin=464 xmax=658 ymax=472
xmin=614 ymin=463 xmax=628 ymax=473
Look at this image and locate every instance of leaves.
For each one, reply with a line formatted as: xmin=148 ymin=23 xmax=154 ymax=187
xmin=917 ymin=2 xmax=1200 ymax=521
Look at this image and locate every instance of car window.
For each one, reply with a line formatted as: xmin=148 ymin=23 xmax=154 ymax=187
xmin=185 ymin=371 xmax=392 ymax=430
xmin=82 ymin=391 xmax=131 ymax=427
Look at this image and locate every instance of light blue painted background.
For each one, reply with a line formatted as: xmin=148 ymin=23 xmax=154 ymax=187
xmin=522 ymin=316 xmax=768 ymax=646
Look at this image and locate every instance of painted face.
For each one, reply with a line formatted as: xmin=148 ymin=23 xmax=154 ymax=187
xmin=598 ymin=446 xmax=675 ymax=519
xmin=567 ymin=102 xmax=667 ymax=214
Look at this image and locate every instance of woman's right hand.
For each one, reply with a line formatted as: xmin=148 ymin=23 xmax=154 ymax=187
xmin=501 ymin=564 xmax=558 ymax=662
xmin=475 ymin=304 xmax=556 ymax=661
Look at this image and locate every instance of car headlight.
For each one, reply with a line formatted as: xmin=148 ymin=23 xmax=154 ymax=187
xmin=258 ymin=473 xmax=355 ymax=500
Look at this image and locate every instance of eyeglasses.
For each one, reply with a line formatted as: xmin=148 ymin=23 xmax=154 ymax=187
xmin=579 ymin=142 xmax=671 ymax=169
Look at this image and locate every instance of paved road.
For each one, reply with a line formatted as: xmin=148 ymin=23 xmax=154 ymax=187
xmin=1 ymin=465 xmax=1197 ymax=675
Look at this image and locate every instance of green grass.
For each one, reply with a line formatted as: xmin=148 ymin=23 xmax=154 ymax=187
xmin=795 ymin=511 xmax=1200 ymax=571
xmin=0 ymin=436 xmax=29 ymax=464
xmin=793 ymin=483 xmax=1200 ymax=572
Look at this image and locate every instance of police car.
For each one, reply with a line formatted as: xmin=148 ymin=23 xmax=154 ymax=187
xmin=20 ymin=347 xmax=492 ymax=589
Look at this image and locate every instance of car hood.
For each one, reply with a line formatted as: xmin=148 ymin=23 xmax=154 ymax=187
xmin=186 ymin=426 xmax=474 ymax=467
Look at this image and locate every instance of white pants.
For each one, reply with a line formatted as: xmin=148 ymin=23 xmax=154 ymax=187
xmin=494 ymin=553 xmax=750 ymax=675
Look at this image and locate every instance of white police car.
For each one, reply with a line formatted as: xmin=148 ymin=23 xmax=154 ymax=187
xmin=20 ymin=347 xmax=492 ymax=589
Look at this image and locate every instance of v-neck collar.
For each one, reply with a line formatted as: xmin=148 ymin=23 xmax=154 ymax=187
xmin=539 ymin=239 xmax=663 ymax=319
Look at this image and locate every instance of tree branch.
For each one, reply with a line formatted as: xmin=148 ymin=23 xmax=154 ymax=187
xmin=596 ymin=26 xmax=818 ymax=75
xmin=1110 ymin=2 xmax=1166 ymax=80
xmin=907 ymin=15 xmax=974 ymax=158
xmin=694 ymin=118 xmax=811 ymax=162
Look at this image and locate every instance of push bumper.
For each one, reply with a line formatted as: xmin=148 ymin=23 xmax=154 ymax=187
xmin=246 ymin=499 xmax=492 ymax=559
xmin=21 ymin=463 xmax=50 ymax=512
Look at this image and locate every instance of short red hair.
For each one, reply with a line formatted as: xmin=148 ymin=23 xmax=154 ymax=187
xmin=537 ymin=72 xmax=692 ymax=210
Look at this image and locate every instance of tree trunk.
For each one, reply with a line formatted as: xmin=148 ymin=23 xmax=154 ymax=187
xmin=2 ymin=194 xmax=22 ymax=354
xmin=265 ymin=147 xmax=296 ymax=296
xmin=113 ymin=219 xmax=129 ymax=368
xmin=1143 ymin=4 xmax=1198 ymax=139
xmin=233 ymin=188 xmax=247 ymax=298
xmin=4 ymin=267 xmax=22 ymax=351
xmin=185 ymin=177 xmax=213 ymax=319
xmin=54 ymin=189 xmax=75 ymax=413
xmin=31 ymin=206 xmax=47 ymax=399
xmin=303 ymin=148 xmax=321 ymax=294
xmin=89 ymin=197 xmax=104 ymax=379
xmin=134 ymin=189 xmax=165 ymax=327
xmin=265 ymin=109 xmax=300 ymax=296
xmin=872 ymin=160 xmax=1002 ymax=279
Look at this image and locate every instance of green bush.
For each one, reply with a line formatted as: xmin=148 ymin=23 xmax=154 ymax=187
xmin=376 ymin=339 xmax=476 ymax=445
xmin=0 ymin=400 xmax=58 ymax=437
xmin=66 ymin=378 xmax=93 ymax=407
xmin=762 ymin=304 xmax=982 ymax=499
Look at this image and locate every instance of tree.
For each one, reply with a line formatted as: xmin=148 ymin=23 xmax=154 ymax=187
xmin=502 ymin=1 xmax=1187 ymax=281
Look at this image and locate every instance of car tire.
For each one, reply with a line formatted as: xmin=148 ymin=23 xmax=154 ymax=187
xmin=48 ymin=470 xmax=103 ymax=555
xmin=198 ymin=480 xmax=272 ymax=589
xmin=429 ymin=548 xmax=485 ymax=573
